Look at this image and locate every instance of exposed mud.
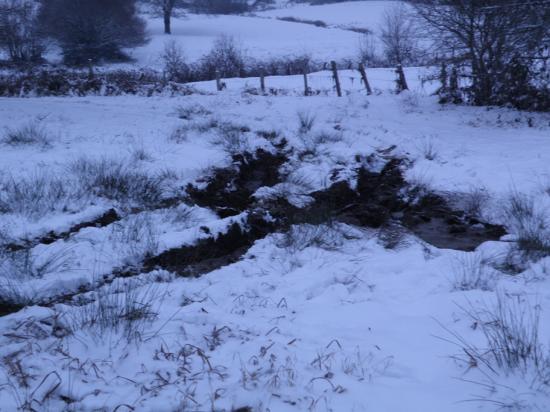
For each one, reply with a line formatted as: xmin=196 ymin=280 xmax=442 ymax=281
xmin=6 ymin=209 xmax=120 ymax=252
xmin=402 ymin=194 xmax=506 ymax=251
xmin=143 ymin=212 xmax=274 ymax=277
xmin=0 ymin=150 xmax=506 ymax=317
xmin=186 ymin=148 xmax=288 ymax=218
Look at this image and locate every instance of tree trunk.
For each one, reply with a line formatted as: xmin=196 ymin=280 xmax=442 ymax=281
xmin=163 ymin=8 xmax=171 ymax=35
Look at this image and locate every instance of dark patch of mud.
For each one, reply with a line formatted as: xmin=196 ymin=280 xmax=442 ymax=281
xmin=259 ymin=158 xmax=505 ymax=251
xmin=0 ymin=300 xmax=26 ymax=317
xmin=142 ymin=212 xmax=274 ymax=277
xmin=186 ymin=148 xmax=288 ymax=218
xmin=6 ymin=208 xmax=120 ymax=252
xmin=402 ymin=194 xmax=506 ymax=251
xmin=0 ymin=152 xmax=506 ymax=318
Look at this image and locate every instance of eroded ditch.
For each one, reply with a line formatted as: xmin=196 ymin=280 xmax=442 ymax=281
xmin=0 ymin=144 xmax=506 ymax=316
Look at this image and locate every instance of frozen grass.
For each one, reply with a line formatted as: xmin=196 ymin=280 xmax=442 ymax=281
xmin=297 ymin=110 xmax=317 ymax=135
xmin=2 ymin=120 xmax=52 ymax=148
xmin=439 ymin=293 xmax=550 ymax=408
xmin=0 ymin=172 xmax=77 ymax=219
xmin=69 ymin=279 xmax=162 ymax=343
xmin=70 ymin=157 xmax=177 ymax=208
xmin=505 ymin=191 xmax=550 ymax=260
xmin=109 ymin=213 xmax=160 ymax=269
xmin=451 ymin=252 xmax=497 ymax=292
xmin=0 ymin=159 xmax=178 ymax=219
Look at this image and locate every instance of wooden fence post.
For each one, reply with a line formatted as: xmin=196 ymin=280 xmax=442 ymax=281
xmin=331 ymin=60 xmax=342 ymax=97
xmin=260 ymin=71 xmax=266 ymax=94
xmin=303 ymin=67 xmax=310 ymax=96
xmin=358 ymin=63 xmax=372 ymax=95
xmin=215 ymin=70 xmax=223 ymax=91
xmin=396 ymin=64 xmax=409 ymax=93
xmin=87 ymin=59 xmax=94 ymax=80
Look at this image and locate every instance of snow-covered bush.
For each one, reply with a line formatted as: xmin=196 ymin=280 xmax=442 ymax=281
xmin=109 ymin=213 xmax=160 ymax=269
xmin=161 ymin=40 xmax=190 ymax=82
xmin=199 ymin=34 xmax=246 ymax=79
xmin=448 ymin=293 xmax=550 ymax=409
xmin=451 ymin=252 xmax=497 ymax=292
xmin=70 ymin=279 xmax=161 ymax=342
xmin=505 ymin=192 xmax=550 ymax=260
xmin=70 ymin=157 xmax=175 ymax=208
xmin=2 ymin=120 xmax=52 ymax=148
xmin=0 ymin=172 xmax=76 ymax=218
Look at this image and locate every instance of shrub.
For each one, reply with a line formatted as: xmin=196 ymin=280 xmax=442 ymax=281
xmin=2 ymin=120 xmax=52 ymax=148
xmin=277 ymin=16 xmax=328 ymax=28
xmin=161 ymin=40 xmax=190 ymax=82
xmin=505 ymin=192 xmax=550 ymax=259
xmin=38 ymin=0 xmax=148 ymax=65
xmin=0 ymin=0 xmax=45 ymax=64
xmin=200 ymin=34 xmax=246 ymax=79
xmin=70 ymin=157 xmax=174 ymax=208
xmin=0 ymin=172 xmax=74 ymax=218
xmin=192 ymin=0 xmax=249 ymax=14
xmin=451 ymin=252 xmax=497 ymax=291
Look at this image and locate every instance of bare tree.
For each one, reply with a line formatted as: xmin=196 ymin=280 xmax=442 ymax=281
xmin=408 ymin=0 xmax=550 ymax=107
xmin=379 ymin=3 xmax=419 ymax=66
xmin=38 ymin=0 xmax=148 ymax=65
xmin=357 ymin=32 xmax=381 ymax=67
xmin=200 ymin=34 xmax=246 ymax=78
xmin=0 ymin=0 xmax=45 ymax=63
xmin=149 ymin=0 xmax=177 ymax=34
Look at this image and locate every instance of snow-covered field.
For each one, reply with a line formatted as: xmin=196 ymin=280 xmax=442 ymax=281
xmin=127 ymin=14 xmax=363 ymax=69
xmin=2 ymin=67 xmax=550 ymax=410
xmin=257 ymin=0 xmax=401 ymax=30
xmin=77 ymin=1 xmax=403 ymax=70
xmin=2 ymin=2 xmax=550 ymax=411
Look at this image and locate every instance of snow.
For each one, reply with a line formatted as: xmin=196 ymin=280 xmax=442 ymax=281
xmin=2 ymin=4 xmax=550 ymax=411
xmin=258 ymin=0 xmax=403 ymax=30
xmin=125 ymin=13 xmax=364 ymax=70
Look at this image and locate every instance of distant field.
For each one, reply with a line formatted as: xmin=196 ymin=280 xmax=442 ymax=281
xmin=124 ymin=13 xmax=364 ymax=69
xmin=257 ymin=0 xmax=403 ymax=29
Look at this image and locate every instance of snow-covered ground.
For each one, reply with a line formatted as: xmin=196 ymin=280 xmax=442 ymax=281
xmin=49 ymin=1 xmax=399 ymax=70
xmin=1 ymin=68 xmax=550 ymax=411
xmin=128 ymin=14 xmax=363 ymax=69
xmin=257 ymin=0 xmax=402 ymax=30
xmin=1 ymin=2 xmax=550 ymax=410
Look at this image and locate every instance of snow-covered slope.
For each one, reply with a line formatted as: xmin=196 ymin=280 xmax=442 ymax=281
xmin=1 ymin=75 xmax=550 ymax=410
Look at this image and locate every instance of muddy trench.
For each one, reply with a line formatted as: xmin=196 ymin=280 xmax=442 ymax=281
xmin=0 ymin=145 xmax=506 ymax=317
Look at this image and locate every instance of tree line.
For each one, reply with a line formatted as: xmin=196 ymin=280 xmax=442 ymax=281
xmin=1 ymin=0 xmax=549 ymax=110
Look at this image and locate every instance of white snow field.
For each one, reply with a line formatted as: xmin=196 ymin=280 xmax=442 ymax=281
xmin=257 ymin=0 xmax=402 ymax=29
xmin=126 ymin=13 xmax=364 ymax=69
xmin=1 ymin=66 xmax=550 ymax=411
xmin=1 ymin=2 xmax=550 ymax=411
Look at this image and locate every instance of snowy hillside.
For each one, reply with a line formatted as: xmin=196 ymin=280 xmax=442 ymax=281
xmin=1 ymin=1 xmax=550 ymax=411
xmin=127 ymin=13 xmax=363 ymax=69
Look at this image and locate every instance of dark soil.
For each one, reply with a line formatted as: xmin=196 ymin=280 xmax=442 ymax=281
xmin=186 ymin=148 xmax=288 ymax=218
xmin=143 ymin=212 xmax=274 ymax=277
xmin=0 ymin=150 xmax=506 ymax=317
xmin=6 ymin=209 xmax=120 ymax=252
